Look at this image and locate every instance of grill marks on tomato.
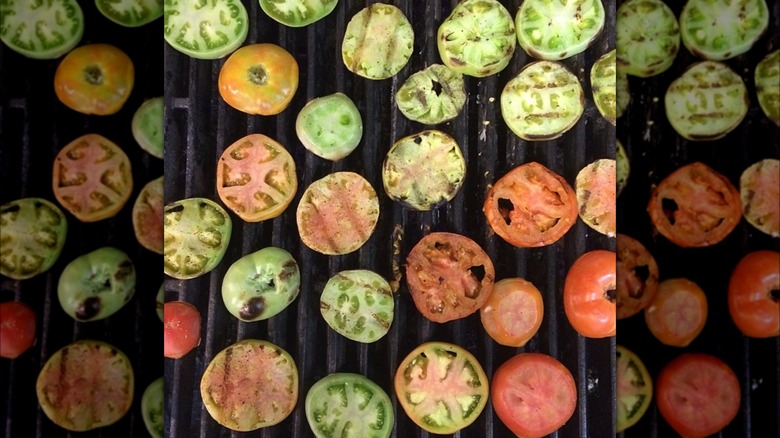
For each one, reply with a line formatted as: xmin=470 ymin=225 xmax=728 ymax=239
xmin=341 ymin=4 xmax=413 ymax=80
xmin=740 ymin=159 xmax=780 ymax=237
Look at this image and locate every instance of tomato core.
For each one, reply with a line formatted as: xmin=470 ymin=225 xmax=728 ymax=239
xmin=249 ymin=66 xmax=268 ymax=85
xmin=84 ymin=66 xmax=103 ymax=85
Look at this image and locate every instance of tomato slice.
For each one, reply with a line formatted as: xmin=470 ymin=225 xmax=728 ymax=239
xmin=164 ymin=301 xmax=201 ymax=359
xmin=591 ymin=50 xmax=618 ymax=125
xmin=395 ymin=64 xmax=467 ymax=124
xmin=515 ymin=0 xmax=605 ymax=61
xmin=36 ymin=340 xmax=134 ymax=432
xmin=156 ymin=284 xmax=164 ymax=322
xmin=163 ymin=0 xmax=248 ymax=59
xmin=305 ymin=373 xmax=394 ymax=438
xmin=405 ymin=232 xmax=495 ymax=323
xmin=484 ymin=162 xmax=578 ymax=247
xmin=740 ymin=158 xmax=780 ymax=237
xmin=259 ymin=0 xmax=338 ymax=27
xmin=0 ymin=198 xmax=68 ymax=280
xmin=319 ymin=270 xmax=394 ymax=343
xmin=141 ymin=377 xmax=164 ymax=438
xmin=645 ymin=278 xmax=708 ymax=347
xmin=296 ymin=92 xmax=363 ymax=161
xmin=394 ymin=342 xmax=489 ymax=434
xmin=564 ymin=250 xmax=616 ymax=338
xmin=52 ymin=134 xmax=134 ymax=222
xmin=491 ymin=353 xmax=577 ymax=438
xmin=680 ymin=0 xmax=769 ymax=61
xmin=342 ymin=4 xmax=414 ymax=80
xmin=201 ymin=339 xmax=298 ymax=431
xmin=616 ymin=345 xmax=652 ymax=433
xmin=216 ymin=133 xmax=298 ymax=222
xmin=755 ymin=49 xmax=780 ymax=125
xmin=479 ymin=278 xmax=543 ymax=347
xmin=616 ymin=139 xmax=630 ymax=195
xmin=728 ymin=251 xmax=780 ymax=338
xmin=133 ymin=176 xmax=164 ymax=254
xmin=96 ymin=0 xmax=163 ymax=27
xmin=575 ymin=159 xmax=617 ymax=237
xmin=0 ymin=0 xmax=84 ymax=59
xmin=132 ymin=96 xmax=164 ymax=159
xmin=616 ymin=234 xmax=659 ymax=319
xmin=0 ymin=301 xmax=37 ymax=359
xmin=648 ymin=162 xmax=741 ymax=247
xmin=656 ymin=353 xmax=741 ymax=438
xmin=616 ymin=0 xmax=680 ymax=77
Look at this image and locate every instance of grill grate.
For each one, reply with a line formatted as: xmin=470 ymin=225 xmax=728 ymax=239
xmin=164 ymin=1 xmax=616 ymax=437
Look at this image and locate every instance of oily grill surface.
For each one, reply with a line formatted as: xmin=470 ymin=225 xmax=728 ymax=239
xmin=164 ymin=1 xmax=616 ymax=437
xmin=616 ymin=0 xmax=780 ymax=437
xmin=0 ymin=5 xmax=164 ymax=438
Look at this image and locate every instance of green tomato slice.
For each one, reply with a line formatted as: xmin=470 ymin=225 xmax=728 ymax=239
xmin=616 ymin=65 xmax=630 ymax=119
xmin=306 ymin=373 xmax=394 ymax=438
xmin=295 ymin=92 xmax=363 ymax=161
xmin=164 ymin=197 xmax=232 ymax=280
xmin=395 ymin=64 xmax=466 ymax=125
xmin=141 ymin=377 xmax=164 ymax=438
xmin=382 ymin=130 xmax=466 ymax=211
xmin=57 ymin=247 xmax=136 ymax=322
xmin=132 ymin=97 xmax=163 ymax=159
xmin=163 ymin=0 xmax=248 ymax=59
xmin=516 ymin=0 xmax=605 ymax=61
xmin=680 ymin=0 xmax=769 ymax=61
xmin=437 ymin=0 xmax=515 ymax=77
xmin=156 ymin=283 xmax=164 ymax=321
xmin=756 ymin=49 xmax=780 ymax=126
xmin=0 ymin=0 xmax=84 ymax=59
xmin=1 ymin=198 xmax=68 ymax=280
xmin=222 ymin=247 xmax=300 ymax=322
xmin=616 ymin=0 xmax=680 ymax=77
xmin=616 ymin=140 xmax=630 ymax=196
xmin=260 ymin=0 xmax=338 ymax=27
xmin=501 ymin=60 xmax=584 ymax=140
xmin=591 ymin=49 xmax=617 ymax=125
xmin=616 ymin=345 xmax=652 ymax=433
xmin=342 ymin=3 xmax=413 ymax=80
xmin=319 ymin=270 xmax=394 ymax=343
xmin=665 ymin=61 xmax=748 ymax=141
xmin=95 ymin=0 xmax=163 ymax=27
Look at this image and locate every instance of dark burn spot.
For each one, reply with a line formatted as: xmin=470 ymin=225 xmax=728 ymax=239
xmin=469 ymin=265 xmax=486 ymax=282
xmin=2 ymin=204 xmax=20 ymax=214
xmin=662 ymin=198 xmax=678 ymax=225
xmin=634 ymin=265 xmax=650 ymax=283
xmin=606 ymin=288 xmax=616 ymax=303
xmin=771 ymin=288 xmax=779 ymax=302
xmin=413 ymin=136 xmax=422 ymax=144
xmin=278 ymin=261 xmax=298 ymax=280
xmin=498 ymin=198 xmax=514 ymax=225
xmin=115 ymin=260 xmax=133 ymax=280
xmin=434 ymin=241 xmax=448 ymax=251
xmin=167 ymin=204 xmax=184 ymax=213
xmin=239 ymin=296 xmax=266 ymax=320
xmin=76 ymin=297 xmax=101 ymax=320
xmin=431 ymin=80 xmax=443 ymax=96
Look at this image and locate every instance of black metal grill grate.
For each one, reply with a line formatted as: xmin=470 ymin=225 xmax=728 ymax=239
xmin=164 ymin=1 xmax=616 ymax=437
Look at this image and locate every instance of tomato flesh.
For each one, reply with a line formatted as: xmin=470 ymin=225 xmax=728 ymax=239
xmin=0 ymin=301 xmax=37 ymax=359
xmin=479 ymin=278 xmax=543 ymax=347
xmin=616 ymin=345 xmax=652 ymax=433
xmin=645 ymin=278 xmax=708 ymax=347
xmin=164 ymin=301 xmax=201 ymax=359
xmin=564 ymin=250 xmax=616 ymax=338
xmin=728 ymin=250 xmax=780 ymax=338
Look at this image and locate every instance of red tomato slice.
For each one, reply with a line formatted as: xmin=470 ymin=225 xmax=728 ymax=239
xmin=728 ymin=250 xmax=780 ymax=338
xmin=656 ymin=353 xmax=741 ymax=438
xmin=616 ymin=234 xmax=659 ymax=319
xmin=492 ymin=353 xmax=577 ymax=438
xmin=0 ymin=301 xmax=37 ymax=359
xmin=480 ymin=277 xmax=543 ymax=347
xmin=164 ymin=301 xmax=201 ymax=359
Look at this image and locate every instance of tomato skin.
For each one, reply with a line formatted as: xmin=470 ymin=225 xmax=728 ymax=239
xmin=164 ymin=301 xmax=201 ymax=359
xmin=491 ymin=353 xmax=577 ymax=438
xmin=479 ymin=278 xmax=543 ymax=347
xmin=564 ymin=250 xmax=616 ymax=338
xmin=54 ymin=43 xmax=134 ymax=115
xmin=656 ymin=353 xmax=741 ymax=438
xmin=728 ymin=251 xmax=780 ymax=338
xmin=218 ymin=43 xmax=299 ymax=115
xmin=645 ymin=278 xmax=708 ymax=347
xmin=0 ymin=301 xmax=37 ymax=359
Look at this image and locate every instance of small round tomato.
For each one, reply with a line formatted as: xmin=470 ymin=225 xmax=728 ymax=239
xmin=616 ymin=345 xmax=652 ymax=433
xmin=645 ymin=278 xmax=708 ymax=347
xmin=54 ymin=43 xmax=134 ymax=115
xmin=163 ymin=301 xmax=201 ymax=359
xmin=491 ymin=353 xmax=577 ymax=438
xmin=728 ymin=250 xmax=779 ymax=338
xmin=656 ymin=353 xmax=741 ymax=438
xmin=133 ymin=176 xmax=164 ymax=254
xmin=479 ymin=278 xmax=543 ymax=347
xmin=141 ymin=377 xmax=164 ymax=438
xmin=0 ymin=198 xmax=68 ymax=280
xmin=0 ymin=301 xmax=37 ymax=359
xmin=616 ymin=234 xmax=659 ymax=319
xmin=648 ymin=162 xmax=741 ymax=247
xmin=484 ymin=162 xmax=578 ymax=247
xmin=395 ymin=342 xmax=489 ymax=434
xmin=406 ymin=232 xmax=495 ymax=323
xmin=218 ymin=43 xmax=299 ymax=115
xmin=564 ymin=250 xmax=616 ymax=338
xmin=201 ymin=339 xmax=298 ymax=431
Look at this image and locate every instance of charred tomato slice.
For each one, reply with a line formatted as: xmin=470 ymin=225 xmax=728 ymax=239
xmin=616 ymin=234 xmax=659 ymax=319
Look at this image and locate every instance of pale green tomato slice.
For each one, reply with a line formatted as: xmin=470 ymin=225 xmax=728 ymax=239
xmin=501 ymin=60 xmax=584 ymax=140
xmin=141 ymin=377 xmax=164 ymax=438
xmin=221 ymin=247 xmax=300 ymax=322
xmin=382 ymin=130 xmax=465 ymax=211
xmin=591 ymin=49 xmax=617 ymax=125
xmin=260 ymin=0 xmax=338 ymax=27
xmin=665 ymin=61 xmax=748 ymax=141
xmin=680 ymin=0 xmax=769 ymax=61
xmin=96 ymin=0 xmax=163 ymax=27
xmin=616 ymin=140 xmax=630 ymax=196
xmin=616 ymin=0 xmax=680 ymax=77
xmin=516 ymin=0 xmax=605 ymax=61
xmin=57 ymin=247 xmax=136 ymax=322
xmin=616 ymin=66 xmax=630 ymax=119
xmin=1 ymin=198 xmax=68 ymax=280
xmin=437 ymin=0 xmax=515 ymax=77
xmin=306 ymin=373 xmax=394 ymax=438
xmin=616 ymin=345 xmax=653 ymax=433
xmin=755 ymin=49 xmax=780 ymax=125
xmin=296 ymin=92 xmax=363 ymax=161
xmin=341 ymin=3 xmax=413 ymax=80
xmin=320 ymin=270 xmax=394 ymax=343
xmin=164 ymin=198 xmax=232 ymax=280
xmin=132 ymin=97 xmax=163 ymax=159
xmin=156 ymin=283 xmax=164 ymax=321
xmin=395 ymin=64 xmax=466 ymax=125
xmin=163 ymin=0 xmax=248 ymax=59
xmin=0 ymin=0 xmax=84 ymax=59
